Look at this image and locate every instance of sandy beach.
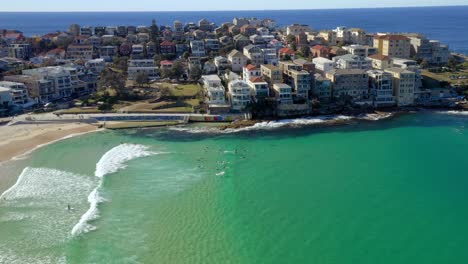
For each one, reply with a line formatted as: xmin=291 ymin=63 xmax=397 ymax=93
xmin=0 ymin=122 xmax=98 ymax=163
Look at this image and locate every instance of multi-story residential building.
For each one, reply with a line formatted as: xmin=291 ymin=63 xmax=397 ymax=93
xmin=392 ymin=58 xmax=422 ymax=89
xmin=243 ymin=64 xmax=261 ymax=81
xmin=333 ymin=54 xmax=372 ymax=70
xmin=342 ymin=45 xmax=378 ymax=58
xmin=85 ymin=59 xmax=106 ymax=74
xmin=46 ymin=48 xmax=66 ymax=60
xmin=250 ymin=34 xmax=266 ymax=46
xmin=312 ymin=57 xmax=335 ymax=74
xmin=334 ymin=26 xmax=352 ymax=44
xmin=214 ymin=56 xmax=231 ymax=74
xmin=198 ymin=19 xmax=211 ymax=31
xmin=204 ymin=39 xmax=220 ymax=55
xmin=233 ymin=34 xmax=251 ymax=50
xmin=66 ymin=44 xmax=94 ymax=60
xmin=131 ymin=44 xmax=145 ymax=59
xmin=261 ymin=64 xmax=283 ymax=87
xmin=0 ymin=87 xmax=13 ymax=112
xmin=243 ymin=44 xmax=264 ymax=66
xmin=228 ymin=80 xmax=252 ymax=111
xmin=240 ymin=25 xmax=258 ymax=36
xmin=160 ymin=41 xmax=176 ymax=55
xmin=261 ymin=48 xmax=279 ymax=65
xmin=367 ymin=70 xmax=395 ymax=107
xmin=293 ymin=59 xmax=315 ymax=76
xmin=201 ymin=75 xmax=227 ymax=105
xmin=278 ymin=48 xmax=296 ymax=61
xmin=326 ymin=69 xmax=369 ymax=101
xmin=368 ymin=54 xmax=393 ymax=70
xmin=0 ymin=57 xmax=24 ymax=72
xmin=99 ymin=46 xmax=118 ymax=61
xmin=289 ymin=70 xmax=312 ymax=99
xmin=69 ymin=24 xmax=81 ymax=36
xmin=190 ymin=40 xmax=206 ymax=57
xmin=4 ymin=75 xmax=55 ymax=103
xmin=311 ymin=45 xmax=331 ymax=58
xmin=312 ymin=74 xmax=332 ymax=102
xmin=80 ymin=26 xmax=93 ymax=37
xmin=349 ymin=28 xmax=367 ymax=45
xmin=228 ymin=49 xmax=248 ymax=72
xmin=286 ymin=24 xmax=312 ymax=36
xmin=173 ymin=20 xmax=184 ymax=40
xmin=248 ymin=77 xmax=269 ymax=100
xmin=0 ymin=81 xmax=30 ymax=106
xmin=385 ymin=67 xmax=416 ymax=106
xmin=23 ymin=66 xmax=74 ymax=99
xmin=273 ymin=83 xmax=293 ymax=104
xmin=233 ymin=18 xmax=249 ymax=27
xmin=257 ymin=27 xmax=270 ymax=36
xmin=408 ymin=34 xmax=450 ymax=65
xmin=373 ymin=34 xmax=411 ymax=59
xmin=329 ymin=46 xmax=349 ymax=58
xmin=127 ymin=60 xmax=159 ymax=81
xmin=261 ymin=18 xmax=277 ymax=30
xmin=8 ymin=44 xmax=31 ymax=60
xmin=318 ymin=30 xmax=338 ymax=46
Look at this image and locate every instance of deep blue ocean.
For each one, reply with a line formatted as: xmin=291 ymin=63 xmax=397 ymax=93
xmin=0 ymin=6 xmax=467 ymax=54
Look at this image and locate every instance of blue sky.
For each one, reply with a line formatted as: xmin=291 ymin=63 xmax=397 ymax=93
xmin=2 ymin=0 xmax=467 ymax=11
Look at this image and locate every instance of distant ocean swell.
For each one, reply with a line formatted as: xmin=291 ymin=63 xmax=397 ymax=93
xmin=71 ymin=144 xmax=157 ymax=236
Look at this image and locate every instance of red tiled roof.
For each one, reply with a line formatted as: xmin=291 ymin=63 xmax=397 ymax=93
xmin=311 ymin=45 xmax=330 ymax=51
xmin=160 ymin=60 xmax=173 ymax=65
xmin=250 ymin=77 xmax=264 ymax=83
xmin=279 ymin=47 xmax=296 ymax=55
xmin=160 ymin=40 xmax=175 ymax=46
xmin=47 ymin=48 xmax=65 ymax=54
xmin=245 ymin=64 xmax=258 ymax=71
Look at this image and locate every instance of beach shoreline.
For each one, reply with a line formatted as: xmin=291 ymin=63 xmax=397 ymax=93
xmin=0 ymin=122 xmax=99 ymax=164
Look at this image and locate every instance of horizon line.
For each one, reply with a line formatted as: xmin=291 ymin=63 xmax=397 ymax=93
xmin=0 ymin=4 xmax=466 ymax=13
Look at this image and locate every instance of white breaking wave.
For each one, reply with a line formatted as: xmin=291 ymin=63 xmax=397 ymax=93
xmin=71 ymin=144 xmax=156 ymax=236
xmin=438 ymin=110 xmax=468 ymax=116
xmin=171 ymin=114 xmax=393 ymax=134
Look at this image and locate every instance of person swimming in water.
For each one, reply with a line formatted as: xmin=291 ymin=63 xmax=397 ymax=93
xmin=67 ymin=204 xmax=71 ymax=211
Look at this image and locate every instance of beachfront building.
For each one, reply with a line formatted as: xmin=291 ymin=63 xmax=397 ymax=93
xmin=228 ymin=49 xmax=248 ymax=72
xmin=127 ymin=60 xmax=159 ymax=81
xmin=367 ymin=70 xmax=395 ymax=107
xmin=273 ymin=83 xmax=293 ymax=105
xmin=313 ymin=57 xmax=335 ymax=75
xmin=201 ymin=75 xmax=227 ymax=107
xmin=312 ymin=74 xmax=332 ymax=102
xmin=326 ymin=69 xmax=370 ymax=101
xmin=4 ymin=75 xmax=55 ymax=103
xmin=333 ymin=54 xmax=372 ymax=70
xmin=261 ymin=64 xmax=283 ymax=87
xmin=385 ymin=67 xmax=416 ymax=106
xmin=22 ymin=67 xmax=74 ymax=99
xmin=373 ymin=34 xmax=411 ymax=59
xmin=0 ymin=81 xmax=31 ymax=107
xmin=393 ymin=58 xmax=422 ymax=89
xmin=228 ymin=80 xmax=252 ymax=111
xmin=248 ymin=77 xmax=270 ymax=101
xmin=0 ymin=87 xmax=13 ymax=109
xmin=279 ymin=61 xmax=312 ymax=100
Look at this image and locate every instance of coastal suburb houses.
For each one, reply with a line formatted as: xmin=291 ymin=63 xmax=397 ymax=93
xmin=0 ymin=16 xmax=459 ymax=116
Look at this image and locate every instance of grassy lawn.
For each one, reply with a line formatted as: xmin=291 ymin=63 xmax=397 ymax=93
xmin=114 ymin=99 xmax=200 ymax=113
xmin=55 ymin=107 xmax=116 ymax=114
xmin=151 ymin=83 xmax=201 ymax=97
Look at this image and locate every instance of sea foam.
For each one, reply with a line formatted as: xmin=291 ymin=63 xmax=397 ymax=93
xmin=71 ymin=144 xmax=155 ymax=236
xmin=171 ymin=114 xmax=395 ymax=134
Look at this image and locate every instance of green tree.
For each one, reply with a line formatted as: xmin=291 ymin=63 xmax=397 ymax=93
xmin=171 ymin=60 xmax=185 ymax=80
xmin=447 ymin=57 xmax=458 ymax=70
xmin=99 ymin=68 xmax=127 ymax=97
xmin=160 ymin=67 xmax=172 ymax=79
xmin=135 ymin=72 xmax=149 ymax=87
xmin=300 ymin=46 xmax=310 ymax=58
xmin=189 ymin=65 xmax=202 ymax=81
xmin=112 ymin=56 xmax=128 ymax=72
xmin=182 ymin=51 xmax=190 ymax=60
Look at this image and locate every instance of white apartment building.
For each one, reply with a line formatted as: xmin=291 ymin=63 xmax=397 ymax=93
xmin=190 ymin=40 xmax=206 ymax=57
xmin=127 ymin=60 xmax=159 ymax=80
xmin=313 ymin=57 xmax=335 ymax=74
xmin=367 ymin=70 xmax=395 ymax=107
xmin=201 ymin=75 xmax=226 ymax=105
xmin=228 ymin=80 xmax=252 ymax=111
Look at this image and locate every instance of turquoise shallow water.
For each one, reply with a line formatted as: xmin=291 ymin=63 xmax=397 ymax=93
xmin=1 ymin=112 xmax=468 ymax=263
